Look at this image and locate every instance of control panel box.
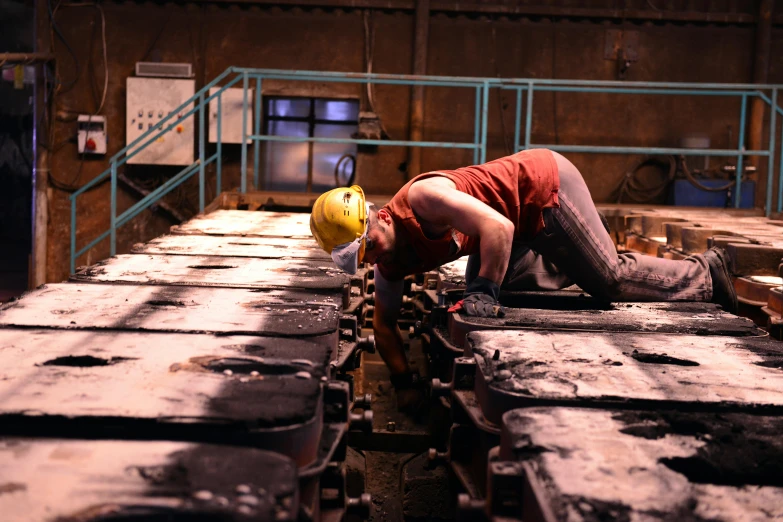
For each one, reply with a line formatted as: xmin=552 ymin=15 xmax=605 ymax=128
xmin=126 ymin=77 xmax=195 ymax=165
xmin=77 ymin=115 xmax=107 ymax=155
xmin=208 ymin=87 xmax=254 ymax=144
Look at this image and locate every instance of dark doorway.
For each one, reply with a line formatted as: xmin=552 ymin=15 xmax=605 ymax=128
xmin=0 ymin=0 xmax=34 ymax=302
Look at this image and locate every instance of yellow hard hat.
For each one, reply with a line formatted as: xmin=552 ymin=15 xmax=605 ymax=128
xmin=310 ymin=185 xmax=369 ymax=273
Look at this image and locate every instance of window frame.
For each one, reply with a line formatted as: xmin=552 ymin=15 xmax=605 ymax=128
xmin=263 ymin=96 xmax=358 ymax=192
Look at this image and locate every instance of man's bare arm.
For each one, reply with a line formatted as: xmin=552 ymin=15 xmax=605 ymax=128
xmin=407 ymin=177 xmax=515 ymax=286
xmin=372 ymin=267 xmax=409 ymax=375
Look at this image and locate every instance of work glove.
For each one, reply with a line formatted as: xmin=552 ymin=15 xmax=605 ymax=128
xmin=459 ymin=276 xmax=506 ymax=318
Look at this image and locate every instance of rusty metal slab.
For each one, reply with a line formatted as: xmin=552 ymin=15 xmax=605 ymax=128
xmin=624 ymin=233 xmax=665 ymax=256
xmin=72 ymin=254 xmax=349 ymax=295
xmin=469 ymin=330 xmax=783 ymax=424
xmin=725 ymin=243 xmax=783 ymax=277
xmin=171 ymin=210 xmax=311 ymax=238
xmin=0 ymin=328 xmax=326 ymax=465
xmin=0 ymin=437 xmax=298 ymax=522
xmin=680 ymin=226 xmax=737 ymax=254
xmin=498 ymin=407 xmax=783 ymax=522
xmin=448 ymin=300 xmax=763 ymax=348
xmin=0 ymin=283 xmax=342 ymax=339
xmin=735 ymin=276 xmax=781 ymax=306
xmin=133 ymin=234 xmax=330 ymax=260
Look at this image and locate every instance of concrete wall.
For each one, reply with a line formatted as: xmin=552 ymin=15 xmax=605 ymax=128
xmin=48 ymin=2 xmax=782 ymax=281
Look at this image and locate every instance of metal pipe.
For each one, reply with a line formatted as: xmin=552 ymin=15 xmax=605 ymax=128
xmin=248 ymin=135 xmax=479 ymax=149
xmin=254 ymin=77 xmax=262 ymax=190
xmin=232 ymin=67 xmax=783 ymax=89
xmin=516 ymin=86 xmax=758 ymax=97
xmin=514 ymin=87 xmax=522 ymax=153
xmin=735 ymin=94 xmax=749 ymax=208
xmin=749 ymin=0 xmax=773 ymax=170
xmin=779 ymin=125 xmax=783 ymax=212
xmin=117 ymin=158 xmax=212 ymax=227
xmin=524 ymin=82 xmax=533 ymax=150
xmin=70 ymin=196 xmax=76 ymax=274
xmin=241 ymin=72 xmax=249 ymax=193
xmin=199 ymin=92 xmax=205 ymax=212
xmin=407 ymin=0 xmax=430 ymax=178
xmin=217 ymin=91 xmax=222 ymax=194
xmin=32 ymin=0 xmax=51 ymax=287
xmin=110 ymin=161 xmax=117 ymax=256
xmin=480 ymin=81 xmax=489 ymax=163
xmin=473 ymin=86 xmax=480 ymax=164
xmin=766 ymin=89 xmax=777 ymax=216
xmin=0 ymin=52 xmax=55 ymax=63
xmin=529 ymin=144 xmax=766 ymax=156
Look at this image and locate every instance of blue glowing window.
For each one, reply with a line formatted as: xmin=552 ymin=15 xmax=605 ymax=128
xmin=264 ymin=97 xmax=358 ymax=192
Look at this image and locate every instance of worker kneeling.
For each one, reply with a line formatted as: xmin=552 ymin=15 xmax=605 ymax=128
xmin=310 ymin=149 xmax=737 ymax=409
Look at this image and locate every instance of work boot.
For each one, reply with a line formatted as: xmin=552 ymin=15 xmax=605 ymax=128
xmin=703 ymin=247 xmax=738 ymax=315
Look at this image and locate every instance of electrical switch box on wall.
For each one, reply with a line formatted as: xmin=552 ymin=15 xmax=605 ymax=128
xmin=126 ymin=77 xmax=195 ymax=165
xmin=208 ymin=87 xmax=254 ymax=144
xmin=77 ymin=115 xmax=107 ymax=155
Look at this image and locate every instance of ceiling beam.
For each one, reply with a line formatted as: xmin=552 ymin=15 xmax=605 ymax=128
xmin=189 ymin=0 xmax=766 ymax=25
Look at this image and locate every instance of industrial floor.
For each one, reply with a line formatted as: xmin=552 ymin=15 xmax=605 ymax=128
xmin=1 ymin=204 xmax=783 ymax=521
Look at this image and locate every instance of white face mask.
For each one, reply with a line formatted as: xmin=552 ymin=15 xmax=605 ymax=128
xmin=331 ymin=204 xmax=371 ymax=274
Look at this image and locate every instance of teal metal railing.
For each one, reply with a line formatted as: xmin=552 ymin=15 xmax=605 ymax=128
xmin=70 ymin=67 xmax=783 ymax=273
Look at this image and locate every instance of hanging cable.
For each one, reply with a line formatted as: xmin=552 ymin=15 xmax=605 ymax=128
xmin=677 ymin=155 xmax=738 ymax=192
xmin=48 ymin=0 xmax=81 ymax=91
xmin=612 ymin=155 xmax=676 ymax=204
xmin=334 ymin=154 xmax=356 ymax=187
xmin=46 ymin=1 xmax=110 ymax=192
xmin=362 ymin=9 xmax=390 ymax=139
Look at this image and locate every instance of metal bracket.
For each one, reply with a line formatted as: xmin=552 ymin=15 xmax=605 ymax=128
xmin=487 ymin=460 xmax=526 ymax=518
xmin=604 ymin=29 xmax=639 ymax=80
xmin=320 ymin=462 xmax=373 ymax=519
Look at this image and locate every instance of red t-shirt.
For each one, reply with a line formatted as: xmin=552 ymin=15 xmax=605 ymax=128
xmin=377 ymin=149 xmax=560 ymax=281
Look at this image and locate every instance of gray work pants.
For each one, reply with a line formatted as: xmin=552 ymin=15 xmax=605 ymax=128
xmin=466 ymin=151 xmax=712 ymax=302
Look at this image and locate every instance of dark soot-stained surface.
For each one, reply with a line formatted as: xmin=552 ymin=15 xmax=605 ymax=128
xmin=469 ymin=330 xmax=783 ymax=422
xmin=501 ymin=407 xmax=783 ymax=522
xmin=455 ymin=301 xmax=763 ymax=338
xmin=0 ymin=437 xmax=298 ymax=521
xmin=0 ymin=329 xmax=324 ymax=429
xmin=0 ymin=284 xmax=341 ymax=337
xmin=71 ymin=254 xmax=349 ymax=292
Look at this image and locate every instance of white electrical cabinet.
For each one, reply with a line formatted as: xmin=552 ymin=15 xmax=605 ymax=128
xmin=126 ymin=77 xmax=195 ymax=165
xmin=208 ymin=87 xmax=254 ymax=144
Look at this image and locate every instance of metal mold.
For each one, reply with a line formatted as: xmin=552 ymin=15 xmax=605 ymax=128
xmin=468 ymin=330 xmax=783 ymax=425
xmin=0 ymin=437 xmax=299 ymax=522
xmin=0 ymin=284 xmax=342 ymax=340
xmin=448 ymin=300 xmax=764 ymax=348
xmin=133 ymin=234 xmax=330 ymax=261
xmin=0 ymin=329 xmax=333 ymax=466
xmin=494 ymin=407 xmax=783 ymax=522
xmin=71 ymin=255 xmax=351 ymax=308
xmin=170 ymin=210 xmax=312 ymax=238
